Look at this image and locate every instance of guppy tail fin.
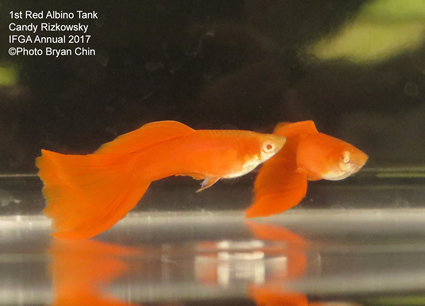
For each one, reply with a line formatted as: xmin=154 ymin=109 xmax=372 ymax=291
xmin=245 ymin=142 xmax=307 ymax=218
xmin=245 ymin=121 xmax=316 ymax=218
xmin=245 ymin=154 xmax=307 ymax=218
xmin=36 ymin=120 xmax=197 ymax=240
xmin=36 ymin=149 xmax=150 ymax=240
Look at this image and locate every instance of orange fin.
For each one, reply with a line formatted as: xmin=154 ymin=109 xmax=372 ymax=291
xmin=196 ymin=177 xmax=220 ymax=192
xmin=95 ymin=120 xmax=195 ymax=155
xmin=176 ymin=173 xmax=220 ymax=192
xmin=245 ymin=173 xmax=307 ymax=217
xmin=244 ymin=121 xmax=317 ymax=218
xmin=273 ymin=120 xmax=318 ymax=137
xmin=37 ymin=149 xmax=150 ymax=239
xmin=245 ymin=135 xmax=307 ymax=218
xmin=176 ymin=172 xmax=206 ymax=180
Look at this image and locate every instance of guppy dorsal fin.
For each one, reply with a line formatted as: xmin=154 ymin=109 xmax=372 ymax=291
xmin=95 ymin=120 xmax=195 ymax=154
xmin=273 ymin=120 xmax=318 ymax=138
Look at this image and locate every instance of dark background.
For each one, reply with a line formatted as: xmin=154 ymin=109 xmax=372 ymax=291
xmin=1 ymin=0 xmax=425 ymax=173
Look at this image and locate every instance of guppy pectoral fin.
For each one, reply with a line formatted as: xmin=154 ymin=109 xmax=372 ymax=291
xmin=196 ymin=177 xmax=220 ymax=193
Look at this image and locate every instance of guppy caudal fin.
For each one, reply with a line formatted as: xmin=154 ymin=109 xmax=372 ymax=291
xmin=245 ymin=140 xmax=308 ymax=218
xmin=245 ymin=121 xmax=317 ymax=218
xmin=36 ymin=121 xmax=196 ymax=239
xmin=37 ymin=150 xmax=150 ymax=240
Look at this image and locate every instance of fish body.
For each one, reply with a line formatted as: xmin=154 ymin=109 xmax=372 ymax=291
xmin=128 ymin=129 xmax=285 ymax=183
xmin=36 ymin=121 xmax=285 ymax=239
xmin=245 ymin=120 xmax=368 ymax=218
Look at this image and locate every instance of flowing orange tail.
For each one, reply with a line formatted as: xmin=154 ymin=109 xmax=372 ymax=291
xmin=37 ymin=121 xmax=196 ymax=240
xmin=245 ymin=138 xmax=307 ymax=218
xmin=37 ymin=150 xmax=150 ymax=240
xmin=245 ymin=121 xmax=318 ymax=218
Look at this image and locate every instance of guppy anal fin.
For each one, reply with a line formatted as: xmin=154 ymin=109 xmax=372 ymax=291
xmin=196 ymin=177 xmax=220 ymax=192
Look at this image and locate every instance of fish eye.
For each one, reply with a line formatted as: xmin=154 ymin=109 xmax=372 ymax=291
xmin=342 ymin=151 xmax=351 ymax=164
xmin=262 ymin=141 xmax=275 ymax=153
